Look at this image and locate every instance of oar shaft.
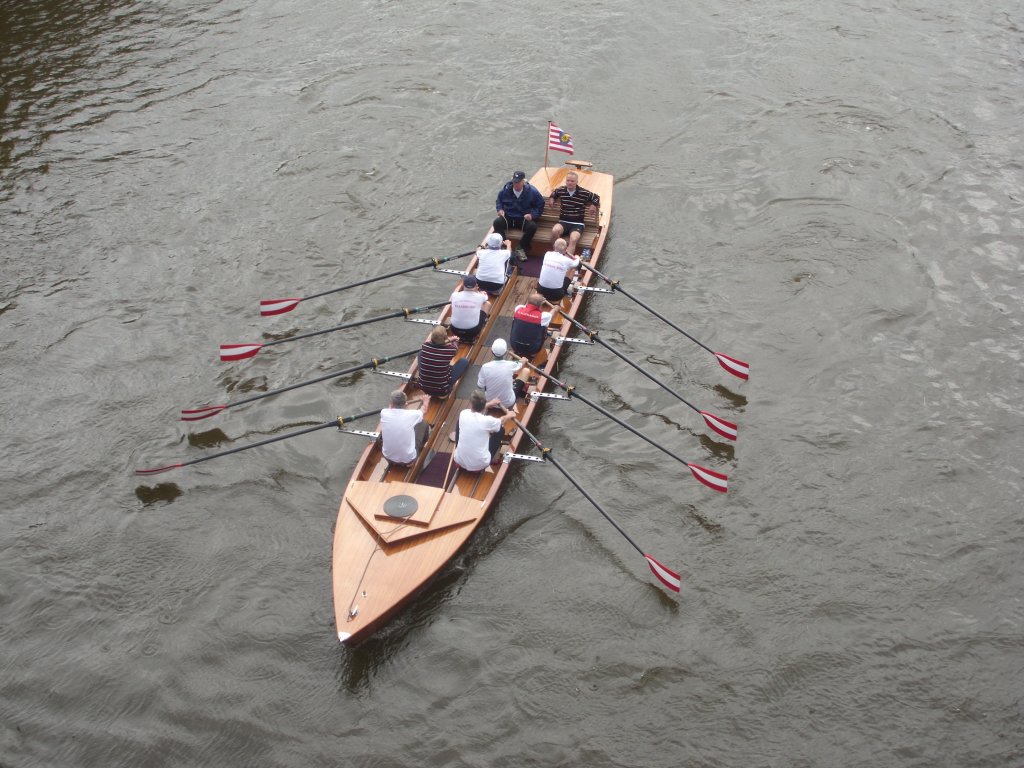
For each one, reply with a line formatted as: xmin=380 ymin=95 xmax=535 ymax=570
xmin=222 ymin=348 xmax=421 ymax=411
xmin=512 ymin=419 xmax=644 ymax=557
xmin=546 ymin=452 xmax=645 ymax=557
xmin=263 ymin=301 xmax=448 ymax=349
xmin=174 ymin=420 xmax=341 ymax=469
xmin=580 ymin=263 xmax=714 ymax=355
xmin=560 ymin=316 xmax=700 ymax=415
xmin=522 ymin=361 xmax=693 ymax=468
xmin=302 ymin=251 xmax=475 ymax=302
xmin=141 ymin=408 xmax=384 ymax=474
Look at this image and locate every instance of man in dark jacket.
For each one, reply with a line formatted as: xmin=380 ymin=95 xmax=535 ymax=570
xmin=491 ymin=170 xmax=545 ymax=261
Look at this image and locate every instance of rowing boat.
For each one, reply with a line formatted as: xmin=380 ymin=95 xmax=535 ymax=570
xmin=136 ymin=155 xmax=742 ymax=641
xmin=331 ymin=162 xmax=614 ymax=645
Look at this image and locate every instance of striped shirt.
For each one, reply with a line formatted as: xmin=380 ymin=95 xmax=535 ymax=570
xmin=417 ymin=340 xmax=457 ymax=395
xmin=550 ymin=184 xmax=600 ymax=224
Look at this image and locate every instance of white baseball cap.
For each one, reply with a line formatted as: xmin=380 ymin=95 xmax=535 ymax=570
xmin=486 ymin=232 xmax=503 ymax=249
xmin=491 ymin=338 xmax=508 ymax=357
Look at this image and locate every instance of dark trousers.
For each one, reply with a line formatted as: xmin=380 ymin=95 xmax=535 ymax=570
xmin=449 ymin=357 xmax=471 ymax=388
xmin=493 ymin=216 xmax=538 ymax=250
xmin=451 ymin=312 xmax=487 ymax=342
xmin=538 ymin=278 xmax=569 ymax=302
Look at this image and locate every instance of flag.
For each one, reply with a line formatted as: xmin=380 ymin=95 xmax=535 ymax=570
xmin=548 ymin=123 xmax=574 ymax=155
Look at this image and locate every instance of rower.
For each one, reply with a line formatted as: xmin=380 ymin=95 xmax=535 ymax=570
xmin=509 ymin=292 xmax=555 ymax=357
xmin=450 ymin=389 xmax=515 ymax=471
xmin=379 ymin=390 xmax=429 ymax=468
xmin=536 ymin=238 xmax=580 ymax=305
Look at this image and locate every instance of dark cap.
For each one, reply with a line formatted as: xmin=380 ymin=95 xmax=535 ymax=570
xmin=511 ymin=170 xmax=526 ymax=182
xmin=461 ymin=274 xmax=478 ymax=289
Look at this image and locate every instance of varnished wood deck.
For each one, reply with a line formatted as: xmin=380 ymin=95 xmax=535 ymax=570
xmin=332 ymin=164 xmax=614 ymax=644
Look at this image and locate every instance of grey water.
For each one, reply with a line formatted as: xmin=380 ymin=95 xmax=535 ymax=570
xmin=2 ymin=0 xmax=1022 ymax=766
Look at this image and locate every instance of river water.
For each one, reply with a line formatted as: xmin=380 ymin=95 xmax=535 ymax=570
xmin=2 ymin=0 xmax=1022 ymax=766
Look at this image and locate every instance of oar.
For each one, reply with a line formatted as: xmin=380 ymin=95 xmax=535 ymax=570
xmin=512 ymin=419 xmax=682 ymax=593
xmin=182 ymin=348 xmax=420 ymax=421
xmin=578 ymin=262 xmax=750 ymax=380
xmin=221 ymin=300 xmax=448 ymax=361
xmin=560 ymin=315 xmax=738 ymax=441
xmin=259 ymin=251 xmax=475 ymax=316
xmin=522 ymin=361 xmax=728 ymax=493
xmin=136 ymin=407 xmax=384 ymax=475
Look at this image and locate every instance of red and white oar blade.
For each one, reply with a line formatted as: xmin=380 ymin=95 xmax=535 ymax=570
xmin=180 ymin=405 xmax=226 ymax=421
xmin=715 ymin=352 xmax=749 ymax=381
xmin=687 ymin=463 xmax=729 ymax=493
xmin=260 ymin=298 xmax=301 ymax=316
xmin=220 ymin=343 xmax=262 ymax=362
xmin=700 ymin=411 xmax=738 ymax=441
xmin=644 ymin=554 xmax=681 ymax=592
xmin=135 ymin=463 xmax=183 ymax=476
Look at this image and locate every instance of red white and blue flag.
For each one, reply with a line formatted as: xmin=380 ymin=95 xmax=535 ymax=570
xmin=548 ymin=123 xmax=574 ymax=155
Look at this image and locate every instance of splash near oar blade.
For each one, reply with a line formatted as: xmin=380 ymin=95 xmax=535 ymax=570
xmin=644 ymin=554 xmax=681 ymax=592
xmin=700 ymin=411 xmax=738 ymax=441
xmin=687 ymin=463 xmax=729 ymax=493
xmin=715 ymin=352 xmax=749 ymax=381
xmin=220 ymin=343 xmax=263 ymax=361
xmin=260 ymin=298 xmax=301 ymax=316
xmin=181 ymin=405 xmax=226 ymax=421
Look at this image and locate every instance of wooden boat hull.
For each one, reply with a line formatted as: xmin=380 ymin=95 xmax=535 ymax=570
xmin=332 ymin=164 xmax=614 ymax=644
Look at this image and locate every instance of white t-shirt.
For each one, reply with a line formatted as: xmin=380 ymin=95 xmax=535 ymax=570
xmin=475 ymin=247 xmax=511 ymax=285
xmin=450 ymin=289 xmax=488 ymax=329
xmin=538 ymin=251 xmax=580 ymax=290
xmin=477 ymin=359 xmax=523 ymax=409
xmin=380 ymin=407 xmax=423 ymax=465
xmin=454 ymin=409 xmax=502 ymax=472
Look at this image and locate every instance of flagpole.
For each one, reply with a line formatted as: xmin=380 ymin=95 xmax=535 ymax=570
xmin=544 ymin=121 xmax=552 ymax=187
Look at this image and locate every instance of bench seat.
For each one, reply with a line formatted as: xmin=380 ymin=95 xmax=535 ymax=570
xmin=502 ymin=206 xmax=600 ymax=255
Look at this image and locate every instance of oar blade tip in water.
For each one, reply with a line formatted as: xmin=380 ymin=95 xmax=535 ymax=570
xmin=687 ymin=463 xmax=729 ymax=493
xmin=220 ymin=343 xmax=262 ymax=362
xmin=700 ymin=411 xmax=738 ymax=441
xmin=644 ymin=554 xmax=681 ymax=592
xmin=180 ymin=405 xmax=226 ymax=421
xmin=260 ymin=298 xmax=301 ymax=316
xmin=714 ymin=352 xmax=749 ymax=381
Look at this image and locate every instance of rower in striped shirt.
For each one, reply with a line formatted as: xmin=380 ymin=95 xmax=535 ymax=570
xmin=547 ymin=171 xmax=600 ymax=255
